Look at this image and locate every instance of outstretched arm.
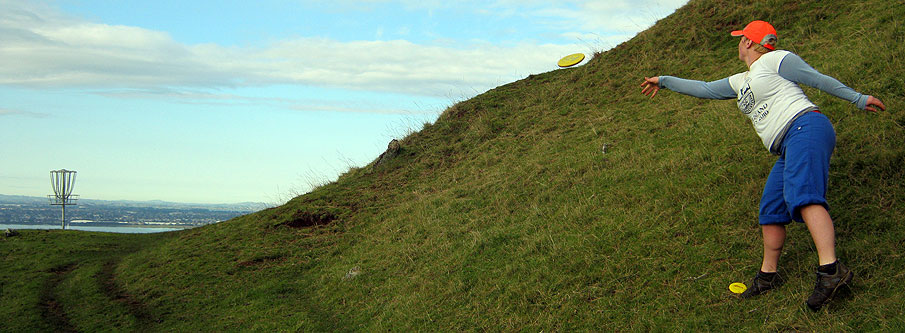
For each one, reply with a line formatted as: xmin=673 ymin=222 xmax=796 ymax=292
xmin=641 ymin=76 xmax=736 ymax=100
xmin=779 ymin=53 xmax=886 ymax=112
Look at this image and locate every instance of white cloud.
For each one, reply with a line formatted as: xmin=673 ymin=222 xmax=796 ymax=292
xmin=0 ymin=107 xmax=48 ymax=118
xmin=92 ymin=87 xmax=437 ymax=115
xmin=0 ymin=2 xmax=574 ymax=97
xmin=506 ymin=0 xmax=687 ymax=39
xmin=0 ymin=4 xmax=231 ymax=88
xmin=0 ymin=1 xmax=687 ymax=105
xmin=243 ymin=38 xmax=574 ymax=94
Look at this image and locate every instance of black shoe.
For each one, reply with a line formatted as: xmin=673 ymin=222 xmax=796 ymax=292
xmin=741 ymin=271 xmax=784 ymax=298
xmin=806 ymin=261 xmax=854 ymax=311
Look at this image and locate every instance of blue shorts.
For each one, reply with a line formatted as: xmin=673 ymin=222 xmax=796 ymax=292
xmin=759 ymin=112 xmax=836 ymax=225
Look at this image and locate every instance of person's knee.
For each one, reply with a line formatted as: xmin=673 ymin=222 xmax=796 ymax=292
xmin=762 ymin=224 xmax=786 ymax=250
xmin=799 ymin=203 xmax=831 ymax=222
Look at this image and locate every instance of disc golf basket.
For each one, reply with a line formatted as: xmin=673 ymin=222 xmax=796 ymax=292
xmin=49 ymin=169 xmax=78 ymax=229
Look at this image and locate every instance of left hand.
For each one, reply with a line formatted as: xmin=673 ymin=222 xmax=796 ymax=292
xmin=865 ymin=95 xmax=886 ymax=112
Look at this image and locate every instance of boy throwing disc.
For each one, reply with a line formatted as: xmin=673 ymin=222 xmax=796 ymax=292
xmin=640 ymin=20 xmax=885 ymax=311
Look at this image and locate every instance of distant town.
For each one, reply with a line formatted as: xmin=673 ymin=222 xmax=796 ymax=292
xmin=0 ymin=194 xmax=268 ymax=228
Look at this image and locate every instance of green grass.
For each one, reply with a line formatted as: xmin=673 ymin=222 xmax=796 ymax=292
xmin=3 ymin=0 xmax=904 ymax=330
xmin=0 ymin=230 xmax=170 ymax=331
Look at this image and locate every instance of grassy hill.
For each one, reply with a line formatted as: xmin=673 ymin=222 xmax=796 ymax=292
xmin=3 ymin=0 xmax=903 ymax=330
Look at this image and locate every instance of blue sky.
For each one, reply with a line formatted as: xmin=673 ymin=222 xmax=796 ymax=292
xmin=1 ymin=0 xmax=687 ymax=204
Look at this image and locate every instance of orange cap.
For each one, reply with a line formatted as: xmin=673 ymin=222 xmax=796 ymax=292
xmin=731 ymin=20 xmax=777 ymax=51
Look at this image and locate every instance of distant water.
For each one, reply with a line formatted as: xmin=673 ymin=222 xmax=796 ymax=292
xmin=1 ymin=224 xmax=181 ymax=234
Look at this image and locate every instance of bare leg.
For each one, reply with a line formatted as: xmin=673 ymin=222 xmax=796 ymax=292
xmin=801 ymin=204 xmax=837 ymax=265
xmin=761 ymin=224 xmax=786 ymax=273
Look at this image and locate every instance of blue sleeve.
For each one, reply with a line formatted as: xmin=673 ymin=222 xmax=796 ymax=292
xmin=659 ymin=76 xmax=736 ymax=100
xmin=778 ymin=53 xmax=869 ymax=109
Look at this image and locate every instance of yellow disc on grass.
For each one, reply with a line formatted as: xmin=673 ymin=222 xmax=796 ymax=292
xmin=557 ymin=53 xmax=585 ymax=68
xmin=729 ymin=282 xmax=747 ymax=294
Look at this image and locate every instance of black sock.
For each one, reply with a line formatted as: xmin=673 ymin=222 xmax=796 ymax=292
xmin=758 ymin=270 xmax=778 ymax=280
xmin=818 ymin=261 xmax=838 ymax=274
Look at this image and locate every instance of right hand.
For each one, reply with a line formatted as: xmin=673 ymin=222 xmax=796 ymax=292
xmin=641 ymin=76 xmax=661 ymax=99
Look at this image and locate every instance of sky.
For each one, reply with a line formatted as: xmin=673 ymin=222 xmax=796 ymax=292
xmin=1 ymin=0 xmax=688 ymax=205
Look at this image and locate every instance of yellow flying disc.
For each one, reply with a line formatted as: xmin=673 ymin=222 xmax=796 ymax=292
xmin=729 ymin=282 xmax=747 ymax=294
xmin=557 ymin=53 xmax=585 ymax=68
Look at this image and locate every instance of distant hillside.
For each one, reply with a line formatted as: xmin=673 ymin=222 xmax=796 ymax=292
xmin=3 ymin=0 xmax=903 ymax=331
xmin=0 ymin=194 xmax=267 ymax=212
xmin=0 ymin=194 xmax=48 ymax=205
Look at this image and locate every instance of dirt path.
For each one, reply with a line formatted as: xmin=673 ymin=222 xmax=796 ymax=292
xmin=40 ymin=264 xmax=78 ymax=333
xmin=99 ymin=260 xmax=160 ymax=327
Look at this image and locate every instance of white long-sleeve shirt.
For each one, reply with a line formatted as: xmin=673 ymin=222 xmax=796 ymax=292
xmin=659 ymin=50 xmax=868 ymax=154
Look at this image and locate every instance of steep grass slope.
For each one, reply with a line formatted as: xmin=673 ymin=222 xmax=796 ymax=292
xmin=111 ymin=0 xmax=905 ymax=330
xmin=6 ymin=0 xmax=903 ymax=330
